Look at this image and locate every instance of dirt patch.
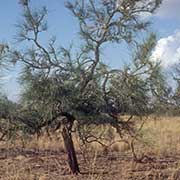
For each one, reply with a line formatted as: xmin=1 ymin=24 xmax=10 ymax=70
xmin=0 ymin=148 xmax=180 ymax=180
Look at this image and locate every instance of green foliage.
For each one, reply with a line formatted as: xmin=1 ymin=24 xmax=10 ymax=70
xmin=0 ymin=95 xmax=16 ymax=118
xmin=4 ymin=0 xmax=166 ymax=142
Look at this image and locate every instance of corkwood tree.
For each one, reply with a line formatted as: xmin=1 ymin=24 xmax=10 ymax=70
xmin=9 ymin=0 xmax=163 ymax=174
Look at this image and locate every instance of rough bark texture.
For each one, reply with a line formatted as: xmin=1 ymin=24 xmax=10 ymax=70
xmin=62 ymin=125 xmax=80 ymax=174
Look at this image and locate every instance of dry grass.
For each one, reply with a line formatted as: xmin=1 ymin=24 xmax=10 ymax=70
xmin=141 ymin=116 xmax=180 ymax=156
xmin=0 ymin=116 xmax=180 ymax=179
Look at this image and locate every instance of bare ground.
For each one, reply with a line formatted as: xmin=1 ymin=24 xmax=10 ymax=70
xmin=0 ymin=148 xmax=180 ymax=180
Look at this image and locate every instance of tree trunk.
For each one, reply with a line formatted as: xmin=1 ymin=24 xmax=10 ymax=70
xmin=62 ymin=125 xmax=80 ymax=174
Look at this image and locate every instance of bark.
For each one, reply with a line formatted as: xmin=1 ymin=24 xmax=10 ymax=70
xmin=62 ymin=124 xmax=80 ymax=174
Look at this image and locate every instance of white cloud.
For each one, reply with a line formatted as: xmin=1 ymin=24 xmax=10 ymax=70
xmin=156 ymin=0 xmax=180 ymax=19
xmin=152 ymin=30 xmax=180 ymax=68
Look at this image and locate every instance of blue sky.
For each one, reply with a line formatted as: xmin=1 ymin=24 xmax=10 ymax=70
xmin=0 ymin=0 xmax=180 ymax=101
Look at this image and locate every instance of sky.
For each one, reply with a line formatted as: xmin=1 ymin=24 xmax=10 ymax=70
xmin=0 ymin=0 xmax=180 ymax=101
